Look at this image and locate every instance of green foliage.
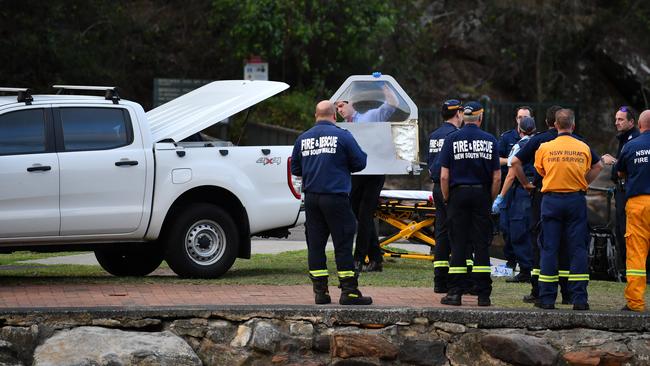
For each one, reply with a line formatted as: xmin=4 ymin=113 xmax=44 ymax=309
xmin=254 ymin=90 xmax=317 ymax=131
xmin=209 ymin=0 xmax=397 ymax=89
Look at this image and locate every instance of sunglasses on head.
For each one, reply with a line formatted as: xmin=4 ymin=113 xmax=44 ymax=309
xmin=619 ymin=106 xmax=629 ymax=112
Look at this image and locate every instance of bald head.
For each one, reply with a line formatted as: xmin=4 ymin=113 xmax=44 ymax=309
xmin=554 ymin=108 xmax=575 ymax=131
xmin=639 ymin=110 xmax=650 ymax=133
xmin=315 ymin=100 xmax=336 ymax=123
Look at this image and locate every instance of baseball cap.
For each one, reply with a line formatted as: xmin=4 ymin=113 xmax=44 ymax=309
xmin=463 ymin=101 xmax=484 ymax=116
xmin=442 ymin=99 xmax=463 ymax=112
xmin=519 ymin=116 xmax=536 ymax=134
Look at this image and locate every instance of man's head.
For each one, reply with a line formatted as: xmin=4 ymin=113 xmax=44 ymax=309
xmin=554 ymin=108 xmax=575 ymax=131
xmin=515 ymin=106 xmax=532 ymax=125
xmin=440 ymin=99 xmax=463 ymax=121
xmin=615 ymin=106 xmax=636 ymax=133
xmin=545 ymin=105 xmax=563 ymax=128
xmin=335 ymin=100 xmax=356 ymax=121
xmin=462 ymin=101 xmax=483 ymax=124
xmin=638 ymin=110 xmax=650 ymax=133
xmin=518 ymin=116 xmax=537 ymax=136
xmin=315 ymin=100 xmax=337 ymax=123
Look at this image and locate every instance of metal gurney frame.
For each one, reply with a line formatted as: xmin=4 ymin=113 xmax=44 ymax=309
xmin=376 ymin=190 xmax=436 ymax=261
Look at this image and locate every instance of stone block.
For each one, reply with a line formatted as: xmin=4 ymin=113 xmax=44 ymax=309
xmin=481 ymin=333 xmax=558 ymax=366
xmin=330 ymin=334 xmax=398 ymax=360
xmin=32 ymin=326 xmax=200 ymax=366
xmin=399 ymin=339 xmax=446 ymax=366
xmin=250 ymin=321 xmax=281 ymax=353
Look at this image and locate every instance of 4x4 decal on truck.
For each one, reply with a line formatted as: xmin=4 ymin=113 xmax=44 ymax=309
xmin=256 ymin=157 xmax=281 ymax=165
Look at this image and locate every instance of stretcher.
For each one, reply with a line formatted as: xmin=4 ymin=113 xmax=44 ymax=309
xmin=376 ymin=190 xmax=436 ymax=261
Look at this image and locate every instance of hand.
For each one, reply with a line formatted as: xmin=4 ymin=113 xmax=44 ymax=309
xmin=523 ymin=182 xmax=535 ymax=192
xmin=601 ymin=154 xmax=617 ymax=166
xmin=492 ymin=195 xmax=504 ymax=214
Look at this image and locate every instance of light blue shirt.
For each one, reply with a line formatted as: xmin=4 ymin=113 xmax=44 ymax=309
xmin=507 ymin=135 xmax=530 ymax=166
xmin=352 ymin=102 xmax=396 ymax=123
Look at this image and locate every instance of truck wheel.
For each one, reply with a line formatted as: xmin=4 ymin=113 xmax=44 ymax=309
xmin=165 ymin=203 xmax=239 ymax=278
xmin=94 ymin=244 xmax=164 ymax=276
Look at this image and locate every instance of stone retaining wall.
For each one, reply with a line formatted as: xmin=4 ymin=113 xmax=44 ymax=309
xmin=0 ymin=306 xmax=648 ymax=365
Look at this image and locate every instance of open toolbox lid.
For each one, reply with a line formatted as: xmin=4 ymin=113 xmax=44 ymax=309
xmin=330 ymin=73 xmax=420 ymax=175
xmin=146 ymin=80 xmax=289 ymax=142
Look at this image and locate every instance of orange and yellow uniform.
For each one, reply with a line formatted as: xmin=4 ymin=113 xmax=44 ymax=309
xmin=534 ymin=133 xmax=593 ymax=306
xmin=615 ymin=130 xmax=650 ymax=311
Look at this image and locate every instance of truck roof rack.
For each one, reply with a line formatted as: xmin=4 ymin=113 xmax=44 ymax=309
xmin=0 ymin=87 xmax=33 ymax=105
xmin=52 ymin=85 xmax=120 ymax=104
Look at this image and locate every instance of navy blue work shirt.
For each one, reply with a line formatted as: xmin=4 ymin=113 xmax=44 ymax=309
xmin=438 ymin=124 xmax=500 ymax=187
xmin=291 ymin=120 xmax=367 ymax=194
xmin=498 ymin=128 xmax=520 ymax=178
xmin=515 ymin=128 xmax=601 ymax=186
xmin=611 ymin=126 xmax=640 ymax=182
xmin=615 ymin=131 xmax=650 ymax=199
xmin=427 ymin=121 xmax=459 ymax=183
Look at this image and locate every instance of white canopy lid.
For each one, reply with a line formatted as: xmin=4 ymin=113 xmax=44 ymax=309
xmin=146 ymin=80 xmax=289 ymax=142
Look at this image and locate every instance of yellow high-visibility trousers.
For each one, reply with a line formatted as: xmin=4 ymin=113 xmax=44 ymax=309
xmin=624 ymin=195 xmax=650 ymax=311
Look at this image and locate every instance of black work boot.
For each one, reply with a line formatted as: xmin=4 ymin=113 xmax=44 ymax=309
xmin=339 ymin=276 xmax=372 ymax=305
xmin=440 ymin=293 xmax=462 ymax=306
xmin=309 ymin=275 xmax=331 ymax=305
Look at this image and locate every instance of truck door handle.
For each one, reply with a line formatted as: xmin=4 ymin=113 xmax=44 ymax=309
xmin=115 ymin=160 xmax=139 ymax=166
xmin=27 ymin=165 xmax=52 ymax=172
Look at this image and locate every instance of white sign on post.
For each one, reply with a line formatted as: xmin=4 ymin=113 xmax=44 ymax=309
xmin=244 ymin=56 xmax=268 ymax=80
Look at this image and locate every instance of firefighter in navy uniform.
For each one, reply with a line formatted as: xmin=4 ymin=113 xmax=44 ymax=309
xmin=291 ymin=101 xmax=372 ymax=305
xmin=438 ymin=102 xmax=501 ymax=306
xmin=427 ymin=99 xmax=462 ymax=293
xmin=533 ymin=109 xmax=601 ymax=310
xmin=602 ymin=106 xmax=641 ymax=278
xmin=497 ymin=107 xmax=532 ymax=270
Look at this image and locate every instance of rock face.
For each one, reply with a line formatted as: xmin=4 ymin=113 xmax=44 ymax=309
xmin=32 ymin=326 xmax=201 ymax=366
xmin=0 ymin=308 xmax=648 ymax=366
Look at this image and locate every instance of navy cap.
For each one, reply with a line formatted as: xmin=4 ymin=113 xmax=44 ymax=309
xmin=463 ymin=101 xmax=484 ymax=116
xmin=519 ymin=116 xmax=536 ymax=134
xmin=442 ymin=99 xmax=463 ymax=112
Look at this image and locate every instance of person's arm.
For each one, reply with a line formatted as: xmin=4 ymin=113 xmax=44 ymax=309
xmin=491 ymin=169 xmax=501 ymax=200
xmin=534 ymin=149 xmax=546 ymax=178
xmin=290 ymin=140 xmax=302 ymax=176
xmin=499 ymin=167 xmax=516 ymax=197
xmin=511 ymin=156 xmax=534 ymax=190
xmin=345 ymin=133 xmax=368 ymax=173
xmin=585 ymin=161 xmax=603 ymax=184
xmin=585 ymin=148 xmax=603 ymax=184
xmin=383 ymin=85 xmax=398 ymax=108
xmin=441 ymin=167 xmax=450 ymax=203
xmin=499 ymin=157 xmax=509 ymax=166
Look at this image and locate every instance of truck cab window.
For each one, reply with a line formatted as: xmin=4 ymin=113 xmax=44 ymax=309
xmin=59 ymin=107 xmax=133 ymax=151
xmin=0 ymin=109 xmax=47 ymax=155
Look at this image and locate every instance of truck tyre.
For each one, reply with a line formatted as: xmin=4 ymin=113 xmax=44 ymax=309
xmin=94 ymin=244 xmax=164 ymax=276
xmin=165 ymin=203 xmax=239 ymax=278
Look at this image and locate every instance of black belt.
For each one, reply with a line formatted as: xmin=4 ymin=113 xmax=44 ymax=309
xmin=544 ymin=191 xmax=586 ymax=196
xmin=454 ymin=184 xmax=484 ymax=188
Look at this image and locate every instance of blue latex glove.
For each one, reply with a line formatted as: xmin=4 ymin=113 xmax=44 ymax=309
xmin=492 ymin=194 xmax=504 ymax=214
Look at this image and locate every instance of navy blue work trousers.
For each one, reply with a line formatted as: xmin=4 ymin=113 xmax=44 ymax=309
xmin=539 ymin=192 xmax=589 ymax=305
xmin=447 ymin=186 xmax=493 ymax=297
xmin=351 ymin=175 xmax=385 ymax=262
xmin=505 ymin=186 xmax=534 ymax=271
xmin=499 ymin=188 xmax=516 ymax=263
xmin=304 ymin=192 xmax=356 ymax=272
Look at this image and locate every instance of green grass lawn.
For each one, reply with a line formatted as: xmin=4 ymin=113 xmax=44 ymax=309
xmin=0 ymin=250 xmax=646 ymax=311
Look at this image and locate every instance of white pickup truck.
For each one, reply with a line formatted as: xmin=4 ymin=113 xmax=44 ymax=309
xmin=0 ymin=81 xmax=304 ymax=278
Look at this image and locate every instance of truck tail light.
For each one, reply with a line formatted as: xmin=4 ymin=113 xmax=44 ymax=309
xmin=287 ymin=157 xmax=302 ymax=199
